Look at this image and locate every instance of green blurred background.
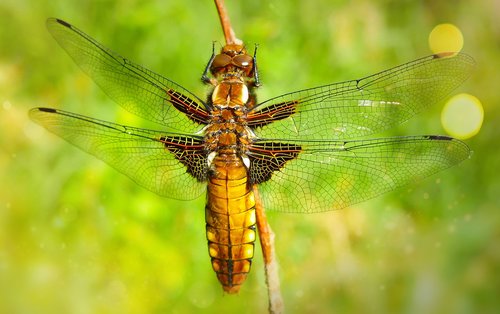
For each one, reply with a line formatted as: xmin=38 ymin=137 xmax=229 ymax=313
xmin=1 ymin=0 xmax=499 ymax=313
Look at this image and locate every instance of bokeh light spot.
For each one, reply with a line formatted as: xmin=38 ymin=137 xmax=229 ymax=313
xmin=441 ymin=93 xmax=483 ymax=139
xmin=429 ymin=23 xmax=464 ymax=54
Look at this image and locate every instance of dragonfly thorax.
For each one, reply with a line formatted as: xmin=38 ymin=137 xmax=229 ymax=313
xmin=211 ymin=81 xmax=249 ymax=107
xmin=206 ymin=71 xmax=254 ymax=154
xmin=204 ymin=117 xmax=252 ymax=155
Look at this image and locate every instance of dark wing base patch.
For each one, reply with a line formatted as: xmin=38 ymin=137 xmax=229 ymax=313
xmin=247 ymin=100 xmax=298 ymax=128
xmin=160 ymin=136 xmax=207 ymax=181
xmin=166 ymin=89 xmax=209 ymax=125
xmin=248 ymin=142 xmax=301 ymax=184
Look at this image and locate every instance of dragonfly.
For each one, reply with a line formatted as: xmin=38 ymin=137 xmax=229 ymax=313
xmin=30 ymin=18 xmax=474 ymax=293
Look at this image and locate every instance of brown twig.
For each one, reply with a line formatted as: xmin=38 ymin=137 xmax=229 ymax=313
xmin=214 ymin=0 xmax=242 ymax=45
xmin=254 ymin=185 xmax=284 ymax=314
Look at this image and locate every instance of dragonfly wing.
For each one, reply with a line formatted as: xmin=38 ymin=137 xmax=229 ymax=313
xmin=30 ymin=107 xmax=207 ymax=200
xmin=249 ymin=136 xmax=471 ymax=213
xmin=251 ymin=53 xmax=475 ymax=140
xmin=46 ymin=18 xmax=208 ymax=133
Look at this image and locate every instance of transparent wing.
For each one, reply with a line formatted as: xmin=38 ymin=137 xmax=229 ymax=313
xmin=30 ymin=107 xmax=206 ymax=200
xmin=46 ymin=18 xmax=208 ymax=133
xmin=252 ymin=53 xmax=474 ymax=140
xmin=250 ymin=136 xmax=471 ymax=213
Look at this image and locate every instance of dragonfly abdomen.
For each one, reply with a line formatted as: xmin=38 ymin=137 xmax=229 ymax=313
xmin=206 ymin=154 xmax=256 ymax=293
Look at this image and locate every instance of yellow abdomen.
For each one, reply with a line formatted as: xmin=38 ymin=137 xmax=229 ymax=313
xmin=205 ymin=154 xmax=256 ymax=293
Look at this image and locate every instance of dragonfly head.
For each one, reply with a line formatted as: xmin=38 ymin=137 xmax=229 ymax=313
xmin=210 ymin=44 xmax=255 ymax=79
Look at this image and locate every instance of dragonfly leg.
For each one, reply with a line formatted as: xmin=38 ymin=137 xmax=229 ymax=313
xmin=201 ymin=42 xmax=217 ymax=85
xmin=252 ymin=44 xmax=261 ymax=87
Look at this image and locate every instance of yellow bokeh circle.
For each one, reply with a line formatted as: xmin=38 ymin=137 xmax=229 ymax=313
xmin=429 ymin=23 xmax=464 ymax=54
xmin=441 ymin=93 xmax=483 ymax=139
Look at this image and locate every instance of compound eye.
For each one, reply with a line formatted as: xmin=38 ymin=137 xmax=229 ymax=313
xmin=212 ymin=54 xmax=231 ymax=68
xmin=232 ymin=54 xmax=253 ymax=68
